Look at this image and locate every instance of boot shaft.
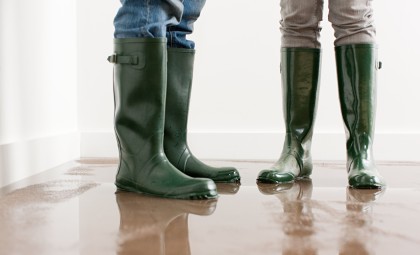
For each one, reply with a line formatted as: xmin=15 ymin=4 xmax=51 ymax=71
xmin=335 ymin=44 xmax=379 ymax=157
xmin=111 ymin=38 xmax=168 ymax=156
xmin=165 ymin=48 xmax=195 ymax=138
xmin=280 ymin=48 xmax=321 ymax=152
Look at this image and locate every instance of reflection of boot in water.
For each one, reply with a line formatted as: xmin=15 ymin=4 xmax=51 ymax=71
xmin=257 ymin=182 xmax=294 ymax=195
xmin=347 ymin=188 xmax=385 ymax=213
xmin=216 ymin=183 xmax=241 ymax=195
xmin=116 ymin=191 xmax=217 ymax=255
xmin=339 ymin=188 xmax=386 ymax=255
xmin=258 ymin=180 xmax=316 ymax=255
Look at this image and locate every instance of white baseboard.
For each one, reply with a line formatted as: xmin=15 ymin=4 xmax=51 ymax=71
xmin=80 ymin=131 xmax=420 ymax=162
xmin=0 ymin=132 xmax=80 ymax=188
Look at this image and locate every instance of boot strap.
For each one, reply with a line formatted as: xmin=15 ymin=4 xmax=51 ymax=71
xmin=107 ymin=54 xmax=138 ymax=65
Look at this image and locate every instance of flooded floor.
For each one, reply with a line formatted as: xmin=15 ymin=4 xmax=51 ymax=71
xmin=1 ymin=159 xmax=420 ymax=255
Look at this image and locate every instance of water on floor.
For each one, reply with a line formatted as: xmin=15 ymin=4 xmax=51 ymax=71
xmin=1 ymin=159 xmax=420 ymax=255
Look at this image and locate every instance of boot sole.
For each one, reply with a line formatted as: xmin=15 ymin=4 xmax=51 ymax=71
xmin=115 ymin=182 xmax=218 ymax=200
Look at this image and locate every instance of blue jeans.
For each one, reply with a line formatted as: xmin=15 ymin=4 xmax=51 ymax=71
xmin=114 ymin=0 xmax=206 ymax=49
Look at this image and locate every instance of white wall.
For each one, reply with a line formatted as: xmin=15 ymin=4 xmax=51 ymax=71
xmin=77 ymin=0 xmax=420 ymax=162
xmin=76 ymin=0 xmax=120 ymax=159
xmin=0 ymin=0 xmax=80 ymax=187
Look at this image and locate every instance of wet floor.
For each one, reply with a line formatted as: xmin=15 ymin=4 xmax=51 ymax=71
xmin=1 ymin=159 xmax=420 ymax=255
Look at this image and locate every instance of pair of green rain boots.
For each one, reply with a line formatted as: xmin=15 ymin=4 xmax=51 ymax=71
xmin=257 ymin=44 xmax=386 ymax=189
xmin=109 ymin=38 xmax=240 ymax=200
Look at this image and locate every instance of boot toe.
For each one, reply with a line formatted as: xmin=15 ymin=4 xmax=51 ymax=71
xmin=181 ymin=156 xmax=241 ymax=183
xmin=257 ymin=170 xmax=295 ymax=184
xmin=211 ymin=168 xmax=241 ymax=183
xmin=181 ymin=178 xmax=219 ymax=199
xmin=349 ymin=173 xmax=386 ymax=189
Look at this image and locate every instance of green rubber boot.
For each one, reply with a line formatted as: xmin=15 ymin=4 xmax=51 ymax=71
xmin=257 ymin=48 xmax=321 ymax=184
xmin=335 ymin=44 xmax=386 ymax=189
xmin=164 ymin=48 xmax=240 ymax=183
xmin=109 ymin=38 xmax=217 ymax=199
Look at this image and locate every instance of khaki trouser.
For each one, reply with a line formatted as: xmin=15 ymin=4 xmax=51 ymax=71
xmin=280 ymin=0 xmax=376 ymax=48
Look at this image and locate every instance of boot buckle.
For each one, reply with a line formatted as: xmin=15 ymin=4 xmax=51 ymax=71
xmin=107 ymin=54 xmax=117 ymax=63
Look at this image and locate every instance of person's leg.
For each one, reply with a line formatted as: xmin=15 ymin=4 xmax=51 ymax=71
xmin=114 ymin=0 xmax=183 ymax=38
xmin=329 ymin=0 xmax=385 ymax=188
xmin=280 ymin=0 xmax=324 ymax=48
xmin=328 ymin=0 xmax=376 ymax=46
xmin=109 ymin=0 xmax=218 ymax=199
xmin=163 ymin=0 xmax=241 ymax=183
xmin=257 ymin=0 xmax=323 ymax=184
xmin=166 ymin=0 xmax=206 ymax=48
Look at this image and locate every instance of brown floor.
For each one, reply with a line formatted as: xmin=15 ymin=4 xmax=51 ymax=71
xmin=1 ymin=159 xmax=420 ymax=255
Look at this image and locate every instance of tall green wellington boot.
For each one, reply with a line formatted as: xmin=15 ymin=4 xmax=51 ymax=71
xmin=164 ymin=48 xmax=240 ymax=183
xmin=257 ymin=48 xmax=321 ymax=183
xmin=335 ymin=44 xmax=386 ymax=189
xmin=108 ymin=38 xmax=217 ymax=199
